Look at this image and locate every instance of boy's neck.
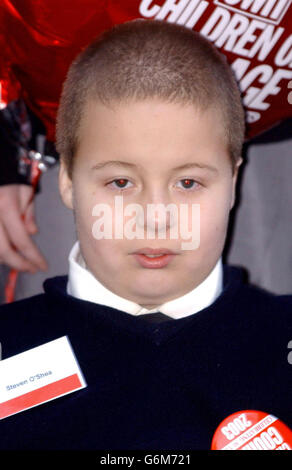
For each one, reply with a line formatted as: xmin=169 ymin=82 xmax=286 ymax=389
xmin=67 ymin=242 xmax=223 ymax=320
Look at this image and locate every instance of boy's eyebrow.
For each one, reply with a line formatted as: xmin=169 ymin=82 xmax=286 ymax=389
xmin=172 ymin=162 xmax=218 ymax=174
xmin=91 ymin=160 xmax=138 ymax=171
xmin=91 ymin=160 xmax=218 ymax=173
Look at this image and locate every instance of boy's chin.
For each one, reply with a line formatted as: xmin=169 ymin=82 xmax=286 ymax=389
xmin=129 ymin=283 xmax=180 ymax=306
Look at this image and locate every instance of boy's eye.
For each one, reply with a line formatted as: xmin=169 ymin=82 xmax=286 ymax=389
xmin=177 ymin=179 xmax=199 ymax=190
xmin=108 ymin=178 xmax=132 ymax=189
xmin=107 ymin=178 xmax=200 ymax=191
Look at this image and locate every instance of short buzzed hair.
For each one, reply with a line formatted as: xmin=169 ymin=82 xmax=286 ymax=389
xmin=56 ymin=19 xmax=245 ymax=177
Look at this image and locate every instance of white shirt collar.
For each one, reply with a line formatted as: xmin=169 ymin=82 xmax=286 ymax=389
xmin=67 ymin=241 xmax=223 ymax=319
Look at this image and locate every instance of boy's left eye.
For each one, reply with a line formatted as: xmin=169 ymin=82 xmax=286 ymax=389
xmin=176 ymin=179 xmax=199 ymax=190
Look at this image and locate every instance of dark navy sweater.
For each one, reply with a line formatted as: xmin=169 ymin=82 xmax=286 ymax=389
xmin=0 ymin=265 xmax=291 ymax=450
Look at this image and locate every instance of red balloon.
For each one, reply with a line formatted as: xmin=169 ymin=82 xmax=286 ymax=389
xmin=0 ymin=0 xmax=291 ymax=142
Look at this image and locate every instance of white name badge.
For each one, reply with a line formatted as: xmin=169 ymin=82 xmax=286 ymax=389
xmin=0 ymin=336 xmax=86 ymax=420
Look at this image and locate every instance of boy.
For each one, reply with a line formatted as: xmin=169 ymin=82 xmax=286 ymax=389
xmin=0 ymin=19 xmax=291 ymax=450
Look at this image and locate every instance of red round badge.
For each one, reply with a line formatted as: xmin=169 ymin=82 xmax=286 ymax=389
xmin=211 ymin=410 xmax=292 ymax=450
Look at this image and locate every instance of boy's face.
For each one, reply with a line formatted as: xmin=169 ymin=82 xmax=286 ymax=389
xmin=59 ymin=99 xmax=241 ymax=308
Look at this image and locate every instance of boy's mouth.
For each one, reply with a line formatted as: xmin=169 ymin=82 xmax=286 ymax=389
xmin=132 ymin=248 xmax=177 ymax=269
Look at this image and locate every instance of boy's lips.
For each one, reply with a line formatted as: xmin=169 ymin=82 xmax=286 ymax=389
xmin=132 ymin=247 xmax=178 ymax=269
xmin=133 ymin=247 xmax=178 ymax=255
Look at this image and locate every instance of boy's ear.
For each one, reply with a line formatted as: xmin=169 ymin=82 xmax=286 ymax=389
xmin=230 ymin=157 xmax=243 ymax=210
xmin=58 ymin=160 xmax=74 ymax=210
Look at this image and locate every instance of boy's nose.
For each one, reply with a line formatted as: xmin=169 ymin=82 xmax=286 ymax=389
xmin=135 ymin=201 xmax=178 ymax=238
xmin=138 ymin=188 xmax=174 ymax=211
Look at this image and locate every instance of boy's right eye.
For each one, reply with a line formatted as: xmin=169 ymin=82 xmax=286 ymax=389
xmin=107 ymin=178 xmax=132 ymax=190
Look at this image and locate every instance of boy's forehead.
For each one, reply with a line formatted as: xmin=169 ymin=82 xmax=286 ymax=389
xmin=80 ymin=98 xmax=226 ymax=138
xmin=76 ymin=98 xmax=229 ymax=170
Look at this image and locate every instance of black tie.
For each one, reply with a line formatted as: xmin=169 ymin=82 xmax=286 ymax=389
xmin=137 ymin=312 xmax=173 ymax=323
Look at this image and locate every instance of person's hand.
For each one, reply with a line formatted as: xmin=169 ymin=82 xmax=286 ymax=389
xmin=0 ymin=184 xmax=48 ymax=273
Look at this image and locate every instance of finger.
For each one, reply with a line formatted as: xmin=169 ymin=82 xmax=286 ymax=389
xmin=24 ymin=200 xmax=38 ymax=235
xmin=2 ymin=210 xmax=48 ymax=271
xmin=0 ymin=222 xmax=38 ymax=272
xmin=19 ymin=184 xmax=34 ymax=213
